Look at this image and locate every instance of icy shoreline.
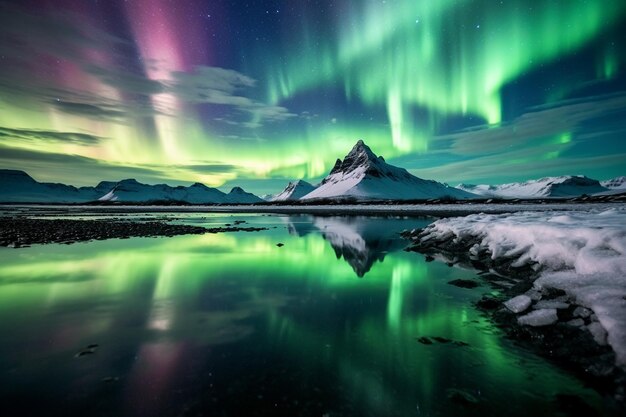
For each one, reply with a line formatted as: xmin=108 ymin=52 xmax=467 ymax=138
xmin=403 ymin=207 xmax=626 ymax=386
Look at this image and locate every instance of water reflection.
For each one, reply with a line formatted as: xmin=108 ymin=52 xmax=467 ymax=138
xmin=0 ymin=214 xmax=607 ymax=416
xmin=284 ymin=215 xmax=422 ymax=277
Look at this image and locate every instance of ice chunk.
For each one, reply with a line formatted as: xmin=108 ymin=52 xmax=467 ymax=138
xmin=517 ymin=309 xmax=558 ymax=327
xmin=524 ymin=288 xmax=542 ymax=301
xmin=534 ymin=300 xmax=570 ymax=310
xmin=504 ymin=295 xmax=532 ymax=313
xmin=587 ymin=322 xmax=608 ymax=346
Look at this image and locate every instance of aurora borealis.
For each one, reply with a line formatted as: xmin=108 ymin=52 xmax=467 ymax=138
xmin=0 ymin=0 xmax=625 ymax=194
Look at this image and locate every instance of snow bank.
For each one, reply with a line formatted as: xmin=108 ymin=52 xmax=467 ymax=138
xmin=417 ymin=207 xmax=626 ymax=366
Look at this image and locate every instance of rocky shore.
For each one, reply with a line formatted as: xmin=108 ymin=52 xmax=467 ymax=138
xmin=401 ymin=218 xmax=626 ymax=405
xmin=0 ymin=217 xmax=267 ymax=247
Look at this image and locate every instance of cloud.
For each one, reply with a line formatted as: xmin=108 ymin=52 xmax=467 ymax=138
xmin=0 ymin=145 xmax=184 ymax=186
xmin=0 ymin=126 xmax=105 ymax=146
xmin=84 ymin=64 xmax=164 ymax=96
xmin=434 ymin=93 xmax=626 ymax=155
xmin=170 ymin=65 xmax=296 ymax=126
xmin=50 ymin=101 xmax=126 ymax=120
xmin=0 ymin=4 xmax=297 ymax=130
xmin=172 ymin=66 xmax=255 ymax=96
xmin=170 ymin=163 xmax=240 ymax=175
xmin=412 ymin=150 xmax=626 ymax=184
xmin=0 ymin=2 xmax=126 ymax=65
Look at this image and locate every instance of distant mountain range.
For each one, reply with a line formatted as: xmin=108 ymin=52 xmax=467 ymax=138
xmin=1 ymin=140 xmax=623 ymax=203
xmin=456 ymin=176 xmax=609 ymax=198
xmin=0 ymin=170 xmax=263 ymax=204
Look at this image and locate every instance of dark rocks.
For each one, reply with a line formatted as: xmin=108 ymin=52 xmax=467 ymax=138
xmin=416 ymin=336 xmax=433 ymax=345
xmin=75 ymin=343 xmax=98 ymax=357
xmin=446 ymin=388 xmax=479 ymax=406
xmin=553 ymin=394 xmax=600 ymax=417
xmin=448 ymin=279 xmax=480 ymax=289
xmin=0 ymin=217 xmax=268 ymax=247
xmin=476 ymin=295 xmax=501 ymax=310
xmin=417 ymin=336 xmax=469 ymax=347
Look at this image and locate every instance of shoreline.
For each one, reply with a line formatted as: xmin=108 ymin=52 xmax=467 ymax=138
xmin=401 ymin=216 xmax=626 ymax=405
xmin=0 ymin=217 xmax=267 ymax=248
xmin=1 ymin=202 xmax=624 ymax=218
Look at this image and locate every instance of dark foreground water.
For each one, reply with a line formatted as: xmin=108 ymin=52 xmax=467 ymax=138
xmin=0 ymin=214 xmax=610 ymax=416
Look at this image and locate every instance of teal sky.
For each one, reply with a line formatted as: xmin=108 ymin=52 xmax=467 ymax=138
xmin=0 ymin=0 xmax=625 ymax=194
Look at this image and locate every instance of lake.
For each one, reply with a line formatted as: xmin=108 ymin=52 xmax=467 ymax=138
xmin=0 ymin=213 xmax=607 ymax=416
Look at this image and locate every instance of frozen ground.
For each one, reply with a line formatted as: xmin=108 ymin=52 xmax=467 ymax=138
xmin=415 ymin=207 xmax=626 ymax=367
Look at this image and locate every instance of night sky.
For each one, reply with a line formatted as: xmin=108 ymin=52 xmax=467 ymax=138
xmin=0 ymin=0 xmax=625 ymax=194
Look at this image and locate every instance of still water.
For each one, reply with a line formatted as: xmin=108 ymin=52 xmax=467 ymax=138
xmin=0 ymin=214 xmax=607 ymax=416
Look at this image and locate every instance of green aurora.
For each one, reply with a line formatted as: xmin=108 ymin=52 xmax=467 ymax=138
xmin=0 ymin=0 xmax=624 ymax=194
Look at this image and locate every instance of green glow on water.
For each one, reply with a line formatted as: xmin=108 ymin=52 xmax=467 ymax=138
xmin=0 ymin=215 xmax=607 ymax=415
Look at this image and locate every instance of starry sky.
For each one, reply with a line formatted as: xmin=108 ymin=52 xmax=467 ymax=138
xmin=0 ymin=0 xmax=625 ymax=194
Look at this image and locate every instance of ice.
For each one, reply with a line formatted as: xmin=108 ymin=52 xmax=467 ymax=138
xmin=533 ymin=300 xmax=570 ymax=309
xmin=587 ymin=322 xmax=608 ymax=346
xmin=416 ymin=207 xmax=626 ymax=366
xmin=536 ymin=271 xmax=626 ymax=365
xmin=504 ymin=295 xmax=532 ymax=313
xmin=517 ymin=309 xmax=559 ymax=327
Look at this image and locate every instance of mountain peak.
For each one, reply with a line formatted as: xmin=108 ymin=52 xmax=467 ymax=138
xmin=229 ymin=186 xmax=244 ymax=194
xmin=346 ymin=139 xmax=377 ymax=160
xmin=325 ymin=140 xmax=381 ymax=181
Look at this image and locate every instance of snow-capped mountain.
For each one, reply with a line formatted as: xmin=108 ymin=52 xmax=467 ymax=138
xmin=98 ymin=179 xmax=232 ymax=203
xmin=301 ymin=140 xmax=475 ymax=201
xmin=224 ymin=187 xmax=264 ymax=203
xmin=601 ymin=176 xmax=626 ymax=190
xmin=0 ymin=170 xmax=263 ymax=203
xmin=271 ymin=180 xmax=317 ymax=201
xmin=456 ymin=176 xmax=608 ymax=198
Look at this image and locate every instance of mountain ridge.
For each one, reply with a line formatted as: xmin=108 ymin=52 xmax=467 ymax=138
xmin=456 ymin=175 xmax=608 ymax=198
xmin=0 ymin=170 xmax=262 ymax=203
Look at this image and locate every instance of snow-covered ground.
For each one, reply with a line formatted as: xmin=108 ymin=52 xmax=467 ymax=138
xmin=416 ymin=207 xmax=626 ymax=367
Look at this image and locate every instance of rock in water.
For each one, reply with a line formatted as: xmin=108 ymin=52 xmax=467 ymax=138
xmin=446 ymin=388 xmax=479 ymax=406
xmin=517 ymin=309 xmax=558 ymax=327
xmin=504 ymin=295 xmax=532 ymax=313
xmin=448 ymin=279 xmax=480 ymax=289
